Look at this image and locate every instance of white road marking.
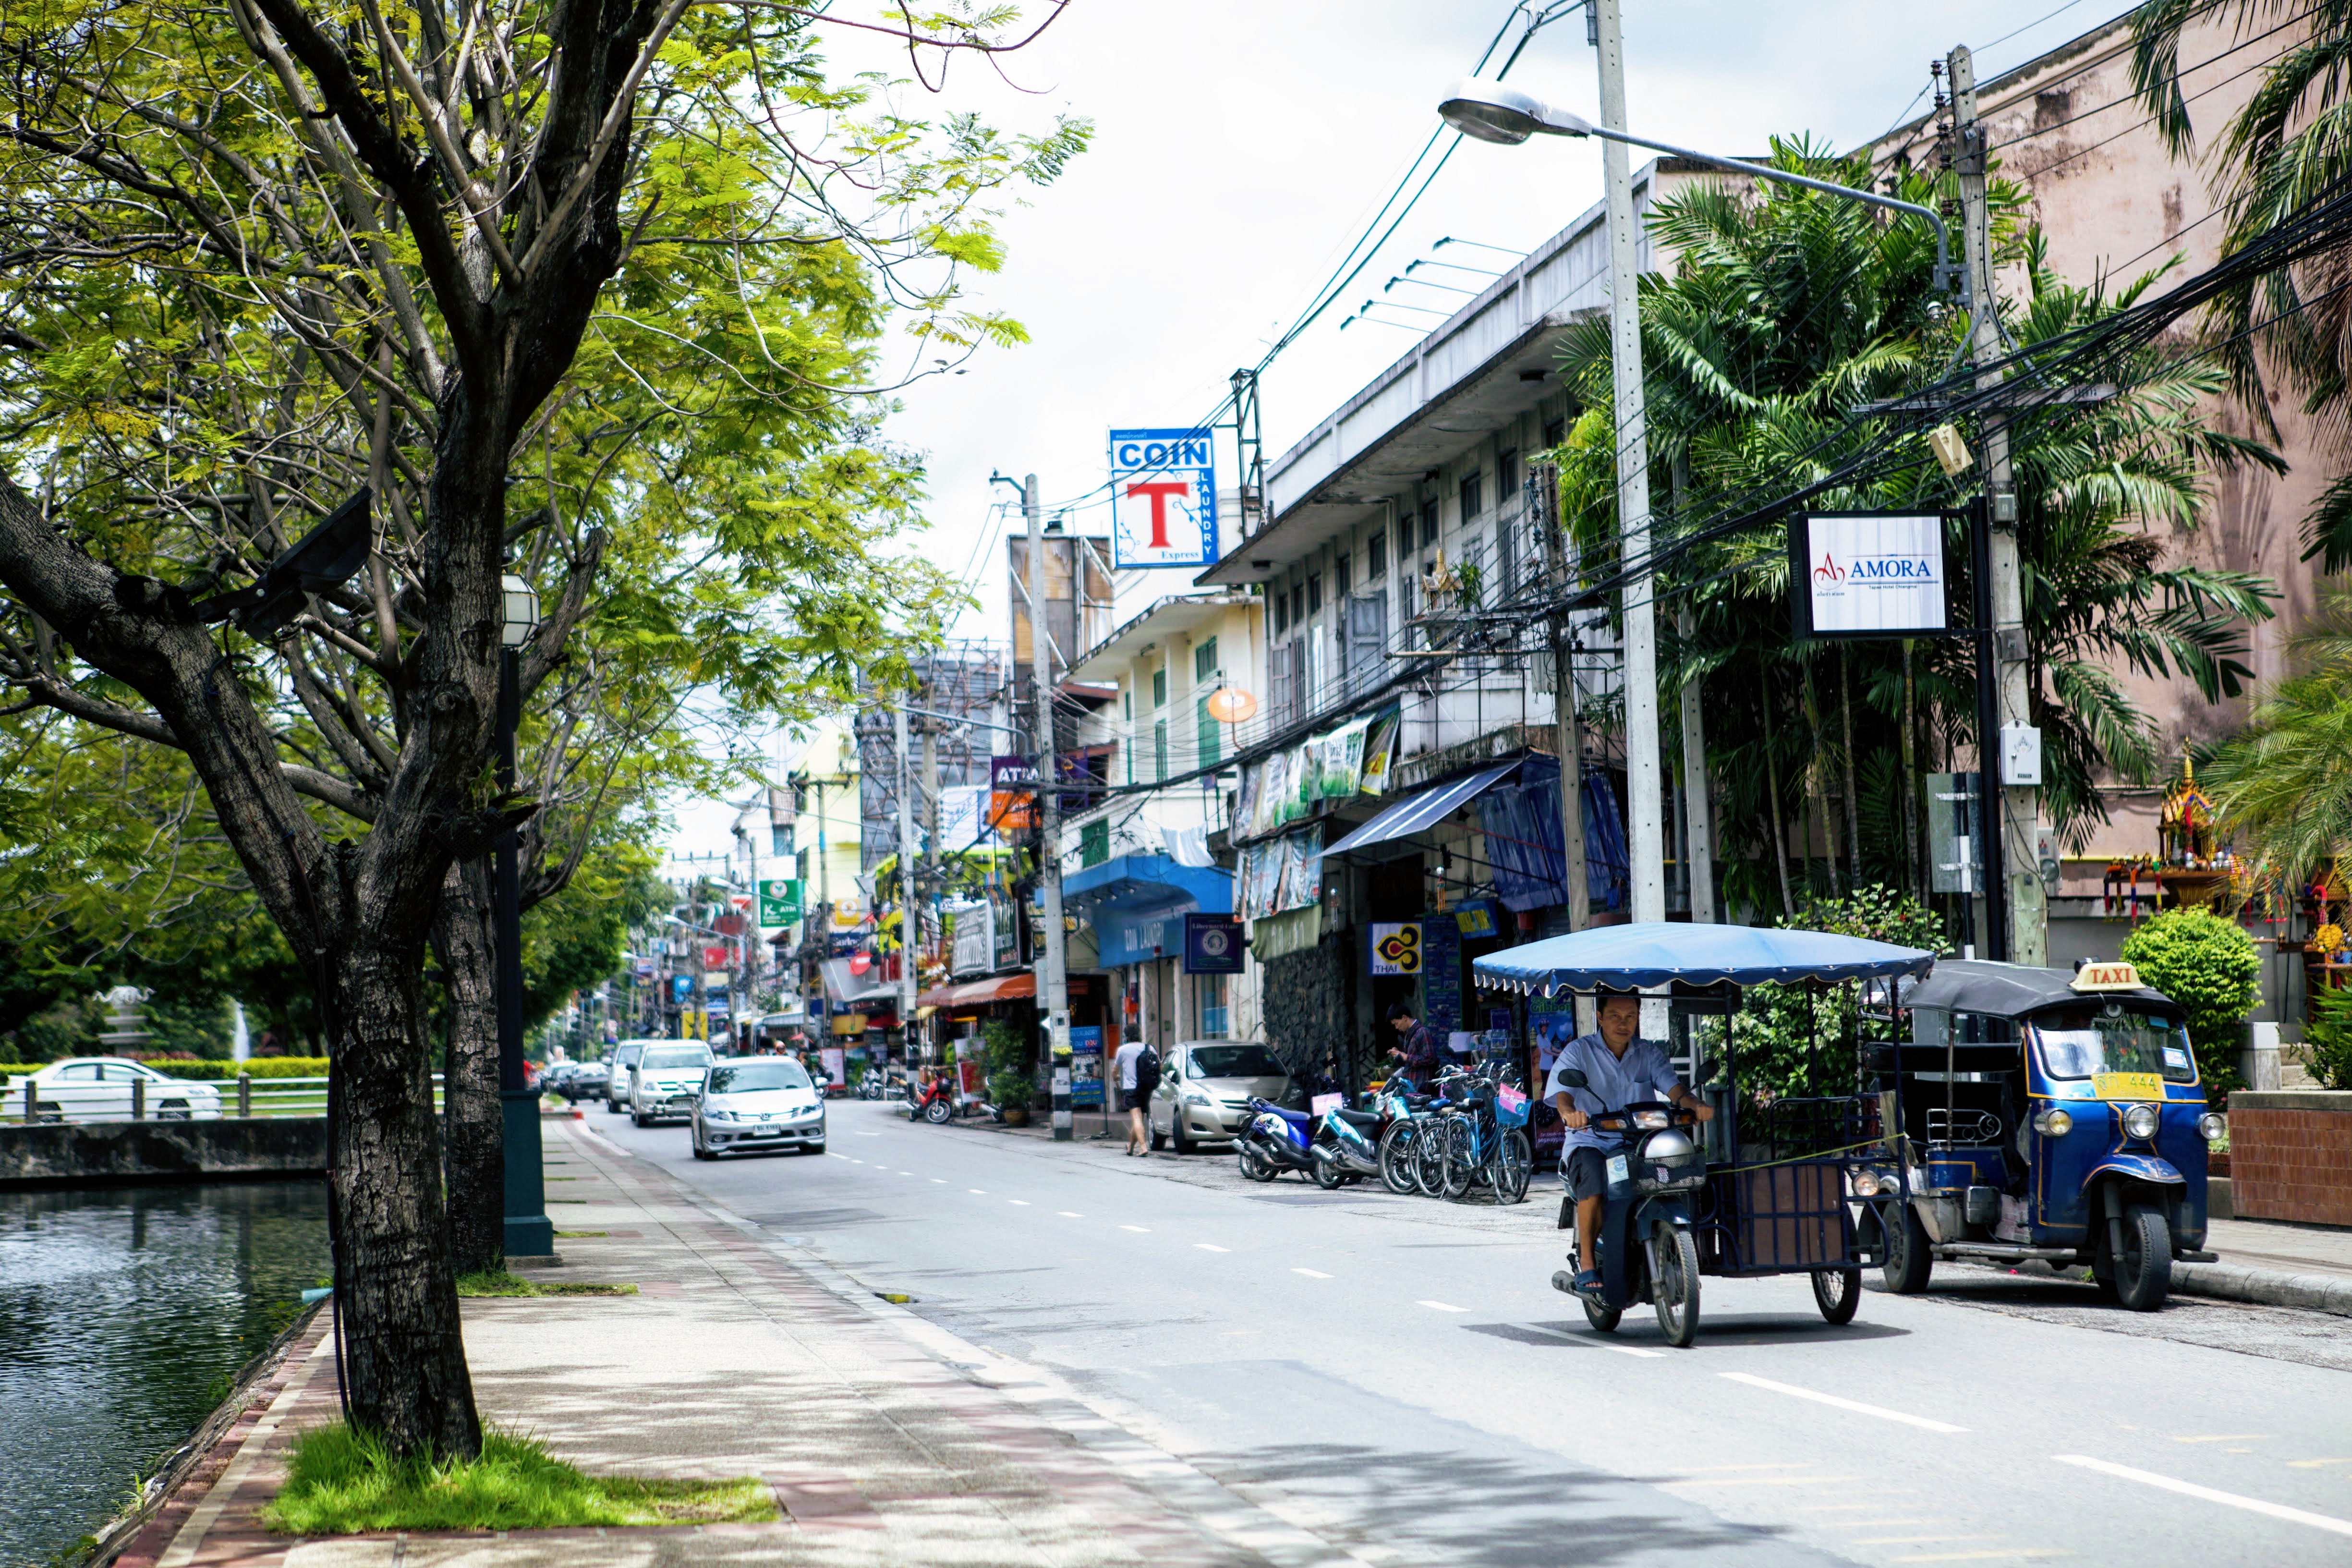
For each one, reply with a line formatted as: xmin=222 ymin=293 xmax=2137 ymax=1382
xmin=1009 ymin=1200 xmax=1031 ymax=1206
xmin=968 ymin=1188 xmax=987 ymax=1194
xmin=1885 ymin=1551 xmax=2071 ymax=1563
xmin=1418 ymin=1300 xmax=1469 ymax=1313
xmin=1058 ymin=1211 xmax=1085 ymax=1218
xmin=2053 ymin=1455 xmax=2352 ymax=1538
xmin=1720 ymin=1373 xmax=1967 ymax=1434
xmin=931 ymin=1178 xmax=946 ymax=1184
xmin=1522 ymin=1322 xmax=1666 ymax=1358
xmin=1292 ymin=1267 xmax=1332 ymax=1279
xmin=1119 ymin=1225 xmax=1149 ymax=1233
xmin=827 ymin=1154 xmax=850 ymax=1161
xmin=1194 ymin=1243 xmax=1229 ymax=1252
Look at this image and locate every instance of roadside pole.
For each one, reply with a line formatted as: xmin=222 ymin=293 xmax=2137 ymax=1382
xmin=1537 ymin=456 xmax=1591 ymax=931
xmin=1677 ymin=604 xmax=1717 ymax=923
xmin=1950 ymin=44 xmax=2042 ymax=965
xmin=1024 ymin=474 xmax=1074 ymax=1140
xmin=894 ymin=698 xmax=922 ymax=1081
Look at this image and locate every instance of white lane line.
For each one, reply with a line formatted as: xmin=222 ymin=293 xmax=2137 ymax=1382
xmin=1119 ymin=1224 xmax=1149 ymax=1233
xmin=1292 ymin=1267 xmax=1332 ymax=1279
xmin=931 ymin=1178 xmax=946 ymax=1184
xmin=1194 ymin=1243 xmax=1229 ymax=1253
xmin=1418 ymin=1300 xmax=1469 ymax=1313
xmin=1522 ymin=1322 xmax=1666 ymax=1358
xmin=968 ymin=1188 xmax=986 ymax=1194
xmin=2053 ymin=1455 xmax=2352 ymax=1538
xmin=1058 ymin=1211 xmax=1085 ymax=1217
xmin=1721 ymin=1373 xmax=1966 ymax=1434
xmin=1008 ymin=1200 xmax=1031 ymax=1206
xmin=827 ymin=1154 xmax=850 ymax=1161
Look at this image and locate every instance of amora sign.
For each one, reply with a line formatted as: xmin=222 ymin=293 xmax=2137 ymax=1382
xmin=1108 ymin=427 xmax=1217 ymax=569
xmin=1796 ymin=512 xmax=1948 ymax=638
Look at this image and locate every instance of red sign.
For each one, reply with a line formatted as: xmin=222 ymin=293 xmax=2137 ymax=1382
xmin=703 ymin=945 xmax=727 ymax=968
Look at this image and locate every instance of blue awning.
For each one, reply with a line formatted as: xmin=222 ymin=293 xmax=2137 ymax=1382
xmin=1472 ymin=922 xmax=1937 ymax=996
xmin=1326 ymin=763 xmax=1520 ymax=856
xmin=1061 ymin=853 xmax=1231 ymax=915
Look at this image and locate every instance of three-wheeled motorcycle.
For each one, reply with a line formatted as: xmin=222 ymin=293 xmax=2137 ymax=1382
xmin=1473 ymin=922 xmax=1938 ymax=1346
xmin=1851 ymin=958 xmax=2224 ymax=1310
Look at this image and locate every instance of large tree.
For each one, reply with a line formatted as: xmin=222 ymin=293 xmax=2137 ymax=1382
xmin=0 ymin=0 xmax=1078 ymax=1453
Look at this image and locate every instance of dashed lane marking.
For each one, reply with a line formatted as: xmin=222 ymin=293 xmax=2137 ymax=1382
xmin=1418 ymin=1301 xmax=1468 ymax=1313
xmin=1009 ymin=1200 xmax=1030 ymax=1206
xmin=1058 ymin=1211 xmax=1085 ymax=1217
xmin=1292 ymin=1268 xmax=1332 ymax=1278
xmin=1720 ymin=1373 xmax=1967 ymax=1434
xmin=1195 ymin=1243 xmax=1229 ymax=1252
xmin=1119 ymin=1225 xmax=1149 ymax=1233
xmin=2053 ymin=1455 xmax=2352 ymax=1538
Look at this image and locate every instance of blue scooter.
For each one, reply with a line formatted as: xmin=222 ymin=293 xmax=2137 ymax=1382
xmin=1546 ymin=1069 xmax=1708 ymax=1346
xmin=1237 ymin=1096 xmax=1319 ymax=1182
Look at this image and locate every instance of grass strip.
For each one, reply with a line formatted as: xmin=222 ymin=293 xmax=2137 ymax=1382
xmin=263 ymin=1423 xmax=775 ymax=1533
xmin=554 ymin=1230 xmax=607 ymax=1238
xmin=455 ymin=1270 xmax=636 ymax=1298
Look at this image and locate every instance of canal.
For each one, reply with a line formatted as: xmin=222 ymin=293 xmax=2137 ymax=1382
xmin=0 ymin=1181 xmax=330 ymax=1568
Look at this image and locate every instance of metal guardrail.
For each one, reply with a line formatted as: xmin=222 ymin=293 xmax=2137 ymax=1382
xmin=6 ymin=1073 xmax=447 ymax=1124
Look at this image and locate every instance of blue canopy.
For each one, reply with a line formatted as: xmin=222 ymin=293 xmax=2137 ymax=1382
xmin=1472 ymin=922 xmax=1937 ymax=997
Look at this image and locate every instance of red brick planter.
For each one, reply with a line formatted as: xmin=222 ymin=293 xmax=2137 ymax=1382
xmin=2227 ymin=1091 xmax=2352 ymax=1227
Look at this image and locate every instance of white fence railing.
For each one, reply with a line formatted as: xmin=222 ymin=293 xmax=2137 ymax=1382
xmin=5 ymin=1074 xmax=449 ymax=1124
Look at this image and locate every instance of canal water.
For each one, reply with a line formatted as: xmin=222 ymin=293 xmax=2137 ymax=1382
xmin=0 ymin=1182 xmax=330 ymax=1568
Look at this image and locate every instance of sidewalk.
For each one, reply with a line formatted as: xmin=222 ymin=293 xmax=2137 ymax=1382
xmin=121 ymin=1119 xmax=1314 ymax=1568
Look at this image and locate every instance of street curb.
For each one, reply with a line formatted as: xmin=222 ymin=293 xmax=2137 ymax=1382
xmin=2173 ymin=1259 xmax=2352 ymax=1317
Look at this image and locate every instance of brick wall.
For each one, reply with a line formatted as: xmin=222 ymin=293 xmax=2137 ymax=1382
xmin=1262 ymin=933 xmax=1356 ymax=1086
xmin=2228 ymin=1091 xmax=2352 ymax=1227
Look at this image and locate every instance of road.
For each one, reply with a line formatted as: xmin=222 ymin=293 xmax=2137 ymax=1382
xmin=590 ymin=1098 xmax=2352 ymax=1567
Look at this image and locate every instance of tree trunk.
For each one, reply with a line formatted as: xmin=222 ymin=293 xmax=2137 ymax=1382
xmin=1902 ymin=640 xmax=1923 ymax=902
xmin=1799 ymin=660 xmax=1842 ymax=898
xmin=434 ymin=857 xmax=502 ymax=1278
xmin=1760 ymin=667 xmax=1795 ymax=918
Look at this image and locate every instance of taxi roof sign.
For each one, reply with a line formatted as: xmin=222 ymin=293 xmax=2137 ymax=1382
xmin=2071 ymin=960 xmax=2143 ymax=993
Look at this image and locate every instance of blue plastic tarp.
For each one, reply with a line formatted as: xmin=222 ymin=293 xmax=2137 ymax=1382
xmin=1472 ymin=922 xmax=1937 ymax=996
xmin=1475 ymin=758 xmax=1628 ymax=913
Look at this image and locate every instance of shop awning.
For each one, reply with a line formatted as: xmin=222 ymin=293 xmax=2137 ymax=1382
xmin=950 ymin=972 xmax=1035 ymax=1006
xmin=1061 ymin=852 xmax=1231 ymax=915
xmin=1326 ymin=762 xmax=1520 ymax=855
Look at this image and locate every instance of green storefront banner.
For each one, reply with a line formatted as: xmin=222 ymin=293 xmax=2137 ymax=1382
xmin=758 ymin=878 xmax=802 ymax=925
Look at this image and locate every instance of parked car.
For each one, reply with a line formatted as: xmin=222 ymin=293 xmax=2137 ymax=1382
xmin=604 ymin=1041 xmax=649 ymax=1113
xmin=691 ymin=1057 xmax=826 ymax=1158
xmin=629 ymin=1042 xmax=715 ymax=1126
xmin=16 ymin=1057 xmax=224 ymax=1122
xmin=1147 ymin=1041 xmax=1291 ymax=1155
xmin=561 ymin=1061 xmax=610 ymax=1102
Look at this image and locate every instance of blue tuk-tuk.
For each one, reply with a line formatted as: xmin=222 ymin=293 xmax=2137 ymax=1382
xmin=1853 ymin=958 xmax=2225 ymax=1310
xmin=1474 ymin=923 xmax=1937 ymax=1344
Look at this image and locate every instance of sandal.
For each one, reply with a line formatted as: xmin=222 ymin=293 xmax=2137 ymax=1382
xmin=1572 ymin=1269 xmax=1603 ymax=1296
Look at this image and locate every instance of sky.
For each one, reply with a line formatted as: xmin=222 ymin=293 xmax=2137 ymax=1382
xmin=665 ymin=0 xmax=2142 ymax=868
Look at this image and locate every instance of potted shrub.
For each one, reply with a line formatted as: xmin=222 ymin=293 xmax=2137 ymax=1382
xmin=982 ymin=1019 xmax=1033 ymax=1126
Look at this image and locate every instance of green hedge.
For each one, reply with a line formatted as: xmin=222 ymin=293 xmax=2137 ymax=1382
xmin=2119 ymin=907 xmax=2259 ymax=1095
xmin=0 ymin=1057 xmax=330 ymax=1078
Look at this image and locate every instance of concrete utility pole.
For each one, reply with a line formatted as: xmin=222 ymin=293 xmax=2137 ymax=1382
xmin=1023 ymin=473 xmax=1073 ymax=1141
xmin=893 ymin=699 xmax=921 ymax=1069
xmin=1677 ymin=604 xmax=1717 ymax=923
xmin=1949 ymin=45 xmax=2044 ymax=966
xmin=1537 ymin=457 xmax=1591 ymax=930
xmin=921 ymin=710 xmax=942 ymax=949
xmin=1592 ymin=0 xmax=1666 ymax=930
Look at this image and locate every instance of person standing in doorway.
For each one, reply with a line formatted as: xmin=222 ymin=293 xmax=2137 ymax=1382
xmin=1385 ymin=1000 xmax=1445 ymax=1089
xmin=1112 ymin=1035 xmax=1153 ymax=1155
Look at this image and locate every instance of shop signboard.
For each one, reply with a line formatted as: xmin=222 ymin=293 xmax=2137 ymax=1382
xmin=1108 ymin=427 xmax=1218 ymax=569
xmin=1182 ymin=913 xmax=1244 ymax=974
xmin=1370 ymin=922 xmax=1421 ymax=975
xmin=1453 ymin=900 xmax=1501 ymax=939
xmin=948 ymin=899 xmax=993 ymax=975
xmin=758 ymin=878 xmax=801 ymax=925
xmin=1790 ymin=512 xmax=1953 ymax=640
xmin=988 ymin=754 xmax=1037 ymax=833
xmin=817 ymin=1047 xmax=846 ymax=1089
xmin=1069 ymin=1025 xmax=1103 ymax=1108
xmin=1419 ymin=914 xmax=1462 ymax=1034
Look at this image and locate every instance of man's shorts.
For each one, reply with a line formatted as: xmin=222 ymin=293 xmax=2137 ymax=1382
xmin=1562 ymin=1145 xmax=1615 ymax=1201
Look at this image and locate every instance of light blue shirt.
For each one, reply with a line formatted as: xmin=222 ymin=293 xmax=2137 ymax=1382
xmin=1544 ymin=1033 xmax=1683 ymax=1153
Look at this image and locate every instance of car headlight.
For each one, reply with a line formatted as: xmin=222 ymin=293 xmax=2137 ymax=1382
xmin=2122 ymin=1103 xmax=2161 ymax=1142
xmin=1182 ymin=1091 xmax=1211 ymax=1107
xmin=2198 ymin=1111 xmax=2226 ymax=1142
xmin=2033 ymin=1108 xmax=2073 ymax=1138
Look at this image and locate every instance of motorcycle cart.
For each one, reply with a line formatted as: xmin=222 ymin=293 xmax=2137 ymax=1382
xmin=1473 ymin=923 xmax=1937 ymax=1342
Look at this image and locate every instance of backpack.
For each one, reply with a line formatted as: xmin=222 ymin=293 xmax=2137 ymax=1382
xmin=1133 ymin=1045 xmax=1162 ymax=1097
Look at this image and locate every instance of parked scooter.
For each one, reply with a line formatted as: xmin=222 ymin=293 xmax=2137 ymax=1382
xmin=908 ymin=1072 xmax=957 ymax=1125
xmin=1546 ymin=1067 xmax=1709 ymax=1346
xmin=1237 ymin=1096 xmax=1319 ymax=1181
xmin=1311 ymin=1100 xmax=1385 ymax=1189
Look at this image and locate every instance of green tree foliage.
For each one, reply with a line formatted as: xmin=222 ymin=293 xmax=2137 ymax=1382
xmin=980 ymin=1016 xmax=1031 ymax=1111
xmin=2204 ymin=587 xmax=2352 ymax=885
xmin=2300 ymin=982 xmax=2352 ymax=1089
xmin=1552 ymin=141 xmax=2276 ymax=916
xmin=2119 ymin=906 xmax=2261 ymax=1092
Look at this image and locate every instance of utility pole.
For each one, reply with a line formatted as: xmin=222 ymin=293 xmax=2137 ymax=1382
xmin=921 ymin=709 xmax=942 ymax=963
xmin=893 ymin=699 xmax=921 ymax=1074
xmin=1593 ymin=0 xmax=1666 ymax=931
xmin=1677 ymin=604 xmax=1717 ymax=923
xmin=1950 ymin=45 xmax=2040 ymax=965
xmin=1537 ymin=457 xmax=1591 ymax=930
xmin=1023 ymin=473 xmax=1073 ymax=1141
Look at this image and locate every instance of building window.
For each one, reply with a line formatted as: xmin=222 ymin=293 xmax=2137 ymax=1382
xmin=1306 ymin=573 xmax=1322 ymax=615
xmin=1291 ymin=584 xmax=1305 ymax=626
xmin=1194 ymin=636 xmax=1217 ymax=681
xmin=1460 ymin=471 xmax=1482 ymax=522
xmin=1367 ymin=530 xmax=1385 ymax=578
xmin=1154 ymin=718 xmax=1167 ymax=780
xmin=1420 ymin=498 xmax=1439 ymax=549
xmin=1079 ymin=818 xmax=1109 ymax=868
xmin=1196 ymin=692 xmax=1220 ymax=768
xmin=1545 ymin=416 xmax=1565 ymax=447
xmin=1195 ymin=972 xmax=1229 ymax=1039
xmin=1152 ymin=666 xmax=1166 ymax=709
xmin=1334 ymin=554 xmax=1351 ymax=598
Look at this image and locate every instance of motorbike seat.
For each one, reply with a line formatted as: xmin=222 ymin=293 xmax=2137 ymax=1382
xmin=1333 ymin=1108 xmax=1380 ymax=1130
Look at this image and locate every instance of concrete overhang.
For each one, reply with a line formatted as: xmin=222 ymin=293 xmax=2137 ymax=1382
xmin=1066 ymin=592 xmax=1258 ymax=684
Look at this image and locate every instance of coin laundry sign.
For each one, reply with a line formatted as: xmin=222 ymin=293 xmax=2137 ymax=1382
xmin=1790 ymin=512 xmax=1951 ymax=639
xmin=1109 ymin=427 xmax=1218 ymax=569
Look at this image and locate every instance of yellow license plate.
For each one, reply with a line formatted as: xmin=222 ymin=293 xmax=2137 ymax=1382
xmin=2093 ymin=1072 xmax=2165 ymax=1101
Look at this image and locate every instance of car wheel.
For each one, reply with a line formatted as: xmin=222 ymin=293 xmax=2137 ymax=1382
xmin=607 ymin=1097 xmax=625 ymax=1114
xmin=632 ymin=1109 xmax=648 ymax=1128
xmin=1172 ymin=1116 xmax=1196 ymax=1157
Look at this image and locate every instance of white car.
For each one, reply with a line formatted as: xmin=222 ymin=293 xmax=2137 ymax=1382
xmin=691 ymin=1057 xmax=826 ymax=1158
xmin=629 ymin=1041 xmax=714 ymax=1126
xmin=1146 ymin=1042 xmax=1292 ymax=1154
xmin=18 ymin=1057 xmax=224 ymax=1122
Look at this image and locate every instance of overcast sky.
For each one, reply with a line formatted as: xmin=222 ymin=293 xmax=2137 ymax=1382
xmin=665 ymin=0 xmax=2138 ymax=867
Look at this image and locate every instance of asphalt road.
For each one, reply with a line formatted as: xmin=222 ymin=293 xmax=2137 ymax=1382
xmin=592 ymin=1098 xmax=2352 ymax=1567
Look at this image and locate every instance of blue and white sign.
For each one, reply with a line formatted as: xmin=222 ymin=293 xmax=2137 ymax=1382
xmin=1796 ymin=512 xmax=1949 ymax=639
xmin=1109 ymin=427 xmax=1218 ymax=569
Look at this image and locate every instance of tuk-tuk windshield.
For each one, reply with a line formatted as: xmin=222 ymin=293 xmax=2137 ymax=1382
xmin=2028 ymin=1007 xmax=2197 ymax=1084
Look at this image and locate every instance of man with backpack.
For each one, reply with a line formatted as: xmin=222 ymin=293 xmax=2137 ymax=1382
xmin=1112 ymin=1035 xmax=1160 ymax=1155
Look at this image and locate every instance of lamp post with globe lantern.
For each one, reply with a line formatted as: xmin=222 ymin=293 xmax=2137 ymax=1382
xmin=497 ymin=572 xmax=554 ymax=1260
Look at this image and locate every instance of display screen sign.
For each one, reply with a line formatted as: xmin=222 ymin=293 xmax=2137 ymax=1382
xmin=1109 ymin=427 xmax=1218 ymax=569
xmin=1183 ymin=913 xmax=1244 ymax=974
xmin=1791 ymin=512 xmax=1951 ymax=639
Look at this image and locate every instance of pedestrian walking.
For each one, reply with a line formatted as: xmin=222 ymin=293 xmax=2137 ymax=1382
xmin=1112 ymin=1036 xmax=1158 ymax=1155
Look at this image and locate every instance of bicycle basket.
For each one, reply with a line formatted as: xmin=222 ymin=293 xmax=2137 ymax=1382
xmin=1494 ymin=1083 xmax=1530 ymax=1128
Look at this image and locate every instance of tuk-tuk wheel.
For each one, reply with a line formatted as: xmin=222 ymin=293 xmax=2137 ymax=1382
xmin=1811 ymin=1267 xmax=1862 ymax=1325
xmin=1882 ymin=1202 xmax=1934 ymax=1295
xmin=2105 ymin=1203 xmax=2173 ymax=1312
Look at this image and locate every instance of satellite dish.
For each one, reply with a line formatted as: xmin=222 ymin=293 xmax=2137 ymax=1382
xmin=1205 ymin=688 xmax=1258 ymax=724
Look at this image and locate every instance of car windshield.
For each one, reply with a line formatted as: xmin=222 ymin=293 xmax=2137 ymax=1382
xmin=2030 ymin=1007 xmax=2198 ymax=1083
xmin=613 ymin=1046 xmax=642 ymax=1067
xmin=1188 ymin=1045 xmax=1283 ymax=1079
xmin=708 ymin=1062 xmax=811 ymax=1094
xmin=640 ymin=1047 xmax=709 ymax=1071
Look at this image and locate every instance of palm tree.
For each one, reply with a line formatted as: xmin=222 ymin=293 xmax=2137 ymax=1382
xmin=2204 ymin=587 xmax=2352 ymax=881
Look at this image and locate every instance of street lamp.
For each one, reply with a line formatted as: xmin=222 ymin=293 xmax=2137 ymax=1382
xmin=497 ymin=573 xmax=552 ymax=1260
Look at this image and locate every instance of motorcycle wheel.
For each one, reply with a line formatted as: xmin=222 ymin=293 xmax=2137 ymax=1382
xmin=1378 ymin=1123 xmax=1419 ymax=1196
xmin=1811 ymin=1267 xmax=1862 ymax=1325
xmin=1652 ymin=1223 xmax=1702 ymax=1348
xmin=923 ymin=1097 xmax=953 ymax=1125
xmin=1492 ymin=1129 xmax=1532 ymax=1205
xmin=1237 ymin=1140 xmax=1278 ymax=1183
xmin=1883 ymin=1201 xmax=1934 ymax=1295
xmin=1581 ymin=1293 xmax=1622 ymax=1334
xmin=1311 ymin=1148 xmax=1347 ymax=1190
xmin=1438 ymin=1118 xmax=1478 ymax=1202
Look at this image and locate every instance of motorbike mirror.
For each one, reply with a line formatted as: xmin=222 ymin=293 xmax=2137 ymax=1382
xmin=1552 ymin=1067 xmax=1588 ymax=1089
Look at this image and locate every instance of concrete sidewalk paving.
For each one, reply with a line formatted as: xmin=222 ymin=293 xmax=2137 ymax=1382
xmin=123 ymin=1119 xmax=1333 ymax=1568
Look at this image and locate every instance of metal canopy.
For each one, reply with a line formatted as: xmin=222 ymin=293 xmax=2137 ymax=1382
xmin=1472 ymin=922 xmax=1937 ymax=996
xmin=1903 ymin=958 xmax=2181 ymax=1020
xmin=1326 ymin=762 xmax=1522 ymax=855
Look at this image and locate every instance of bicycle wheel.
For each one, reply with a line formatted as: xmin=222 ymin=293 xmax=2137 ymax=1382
xmin=1492 ymin=1128 xmax=1532 ymax=1205
xmin=1439 ymin=1117 xmax=1478 ymax=1202
xmin=1378 ymin=1122 xmax=1419 ymax=1195
xmin=1413 ymin=1117 xmax=1450 ymax=1196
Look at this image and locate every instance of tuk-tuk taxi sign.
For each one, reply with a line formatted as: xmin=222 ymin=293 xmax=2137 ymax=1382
xmin=2071 ymin=960 xmax=2143 ymax=993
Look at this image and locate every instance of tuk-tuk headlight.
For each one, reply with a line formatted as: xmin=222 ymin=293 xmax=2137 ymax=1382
xmin=2033 ymin=1108 xmax=2074 ymax=1138
xmin=2198 ymin=1111 xmax=2226 ymax=1142
xmin=2122 ymin=1103 xmax=2161 ymax=1142
xmin=1852 ymin=1170 xmax=1881 ymax=1197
